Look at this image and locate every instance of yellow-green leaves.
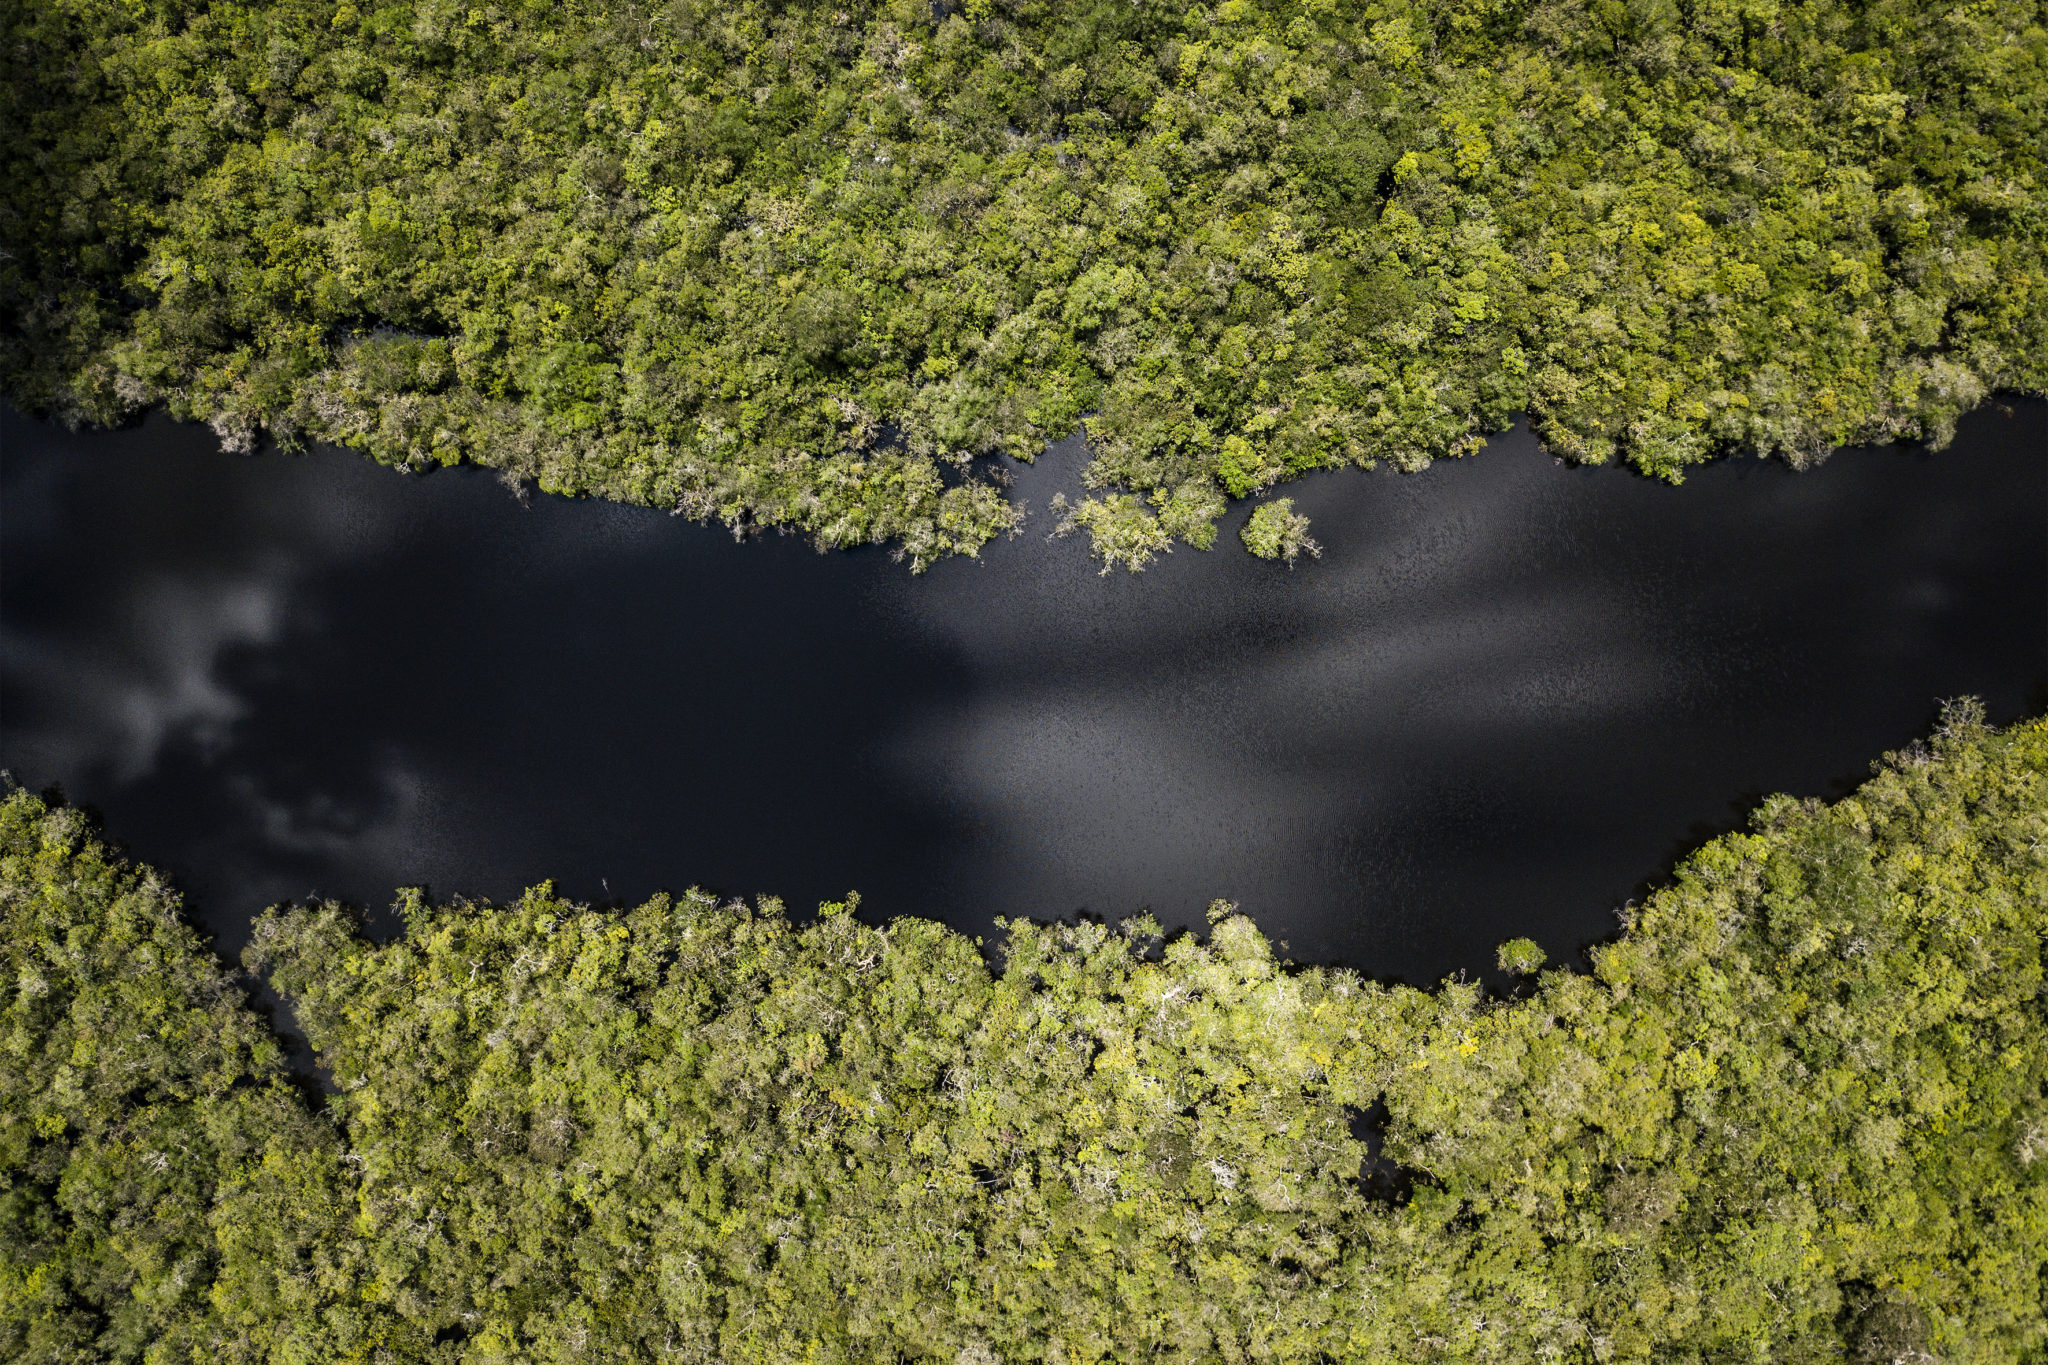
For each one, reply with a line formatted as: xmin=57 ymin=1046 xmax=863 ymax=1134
xmin=10 ymin=0 xmax=2039 ymax=571
xmin=1239 ymin=496 xmax=1319 ymax=564
xmin=1049 ymin=491 xmax=1173 ymax=573
xmin=1495 ymin=936 xmax=1545 ymax=975
xmin=4 ymin=711 xmax=2045 ymax=1353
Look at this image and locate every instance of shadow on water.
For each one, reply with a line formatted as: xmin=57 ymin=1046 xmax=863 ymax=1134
xmin=4 ymin=399 xmax=2045 ymax=1016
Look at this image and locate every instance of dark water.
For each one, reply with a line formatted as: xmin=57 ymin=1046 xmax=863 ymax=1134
xmin=3 ymin=402 xmax=2043 ymax=986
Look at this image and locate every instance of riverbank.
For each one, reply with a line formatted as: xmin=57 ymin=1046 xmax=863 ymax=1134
xmin=7 ymin=0 xmax=2042 ymax=565
xmin=6 ymin=398 xmax=2043 ymax=983
xmin=5 ymin=707 xmax=2043 ymax=1360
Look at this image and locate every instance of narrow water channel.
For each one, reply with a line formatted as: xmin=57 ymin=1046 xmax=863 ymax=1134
xmin=3 ymin=401 xmax=2042 ymax=985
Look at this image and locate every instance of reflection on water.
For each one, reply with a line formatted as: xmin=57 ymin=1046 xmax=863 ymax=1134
xmin=3 ymin=401 xmax=2043 ymax=984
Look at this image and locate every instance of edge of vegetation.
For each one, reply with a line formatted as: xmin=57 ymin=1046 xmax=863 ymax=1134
xmin=4 ymin=702 xmax=2044 ymax=1361
xmin=4 ymin=0 xmax=2043 ymax=568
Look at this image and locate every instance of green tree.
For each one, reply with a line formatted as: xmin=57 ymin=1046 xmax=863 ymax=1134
xmin=1494 ymin=936 xmax=1544 ymax=975
xmin=1240 ymin=498 xmax=1320 ymax=564
xmin=4 ymin=0 xmax=2039 ymax=568
xmin=3 ymin=706 xmax=2043 ymax=1360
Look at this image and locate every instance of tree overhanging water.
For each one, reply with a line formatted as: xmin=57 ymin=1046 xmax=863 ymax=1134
xmin=7 ymin=400 xmax=2043 ymax=985
xmin=4 ymin=706 xmax=2043 ymax=1360
xmin=5 ymin=0 xmax=2042 ymax=567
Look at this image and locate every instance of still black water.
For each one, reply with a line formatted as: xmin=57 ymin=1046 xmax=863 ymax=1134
xmin=3 ymin=402 xmax=2043 ymax=986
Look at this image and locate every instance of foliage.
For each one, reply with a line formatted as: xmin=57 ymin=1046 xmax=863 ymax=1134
xmin=3 ymin=706 xmax=2044 ymax=1360
xmin=1050 ymin=490 xmax=1176 ymax=572
xmin=1239 ymin=497 xmax=1319 ymax=564
xmin=0 ymin=795 xmax=354 ymax=1364
xmin=1494 ymin=935 xmax=1544 ymax=975
xmin=4 ymin=0 xmax=2042 ymax=567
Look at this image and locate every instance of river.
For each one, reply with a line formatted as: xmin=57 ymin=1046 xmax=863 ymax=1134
xmin=3 ymin=400 xmax=2042 ymax=986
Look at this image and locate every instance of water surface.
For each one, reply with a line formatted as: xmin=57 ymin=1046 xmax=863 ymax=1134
xmin=3 ymin=402 xmax=2042 ymax=984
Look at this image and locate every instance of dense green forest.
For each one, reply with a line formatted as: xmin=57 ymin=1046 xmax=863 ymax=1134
xmin=5 ymin=705 xmax=2043 ymax=1361
xmin=4 ymin=0 xmax=2043 ymax=567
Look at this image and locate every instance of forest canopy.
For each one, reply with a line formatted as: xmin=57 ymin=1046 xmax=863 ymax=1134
xmin=4 ymin=706 xmax=2044 ymax=1362
xmin=3 ymin=0 xmax=2043 ymax=567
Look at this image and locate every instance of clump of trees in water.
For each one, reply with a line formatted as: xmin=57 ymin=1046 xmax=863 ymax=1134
xmin=5 ymin=704 xmax=2044 ymax=1362
xmin=3 ymin=0 xmax=2042 ymax=568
